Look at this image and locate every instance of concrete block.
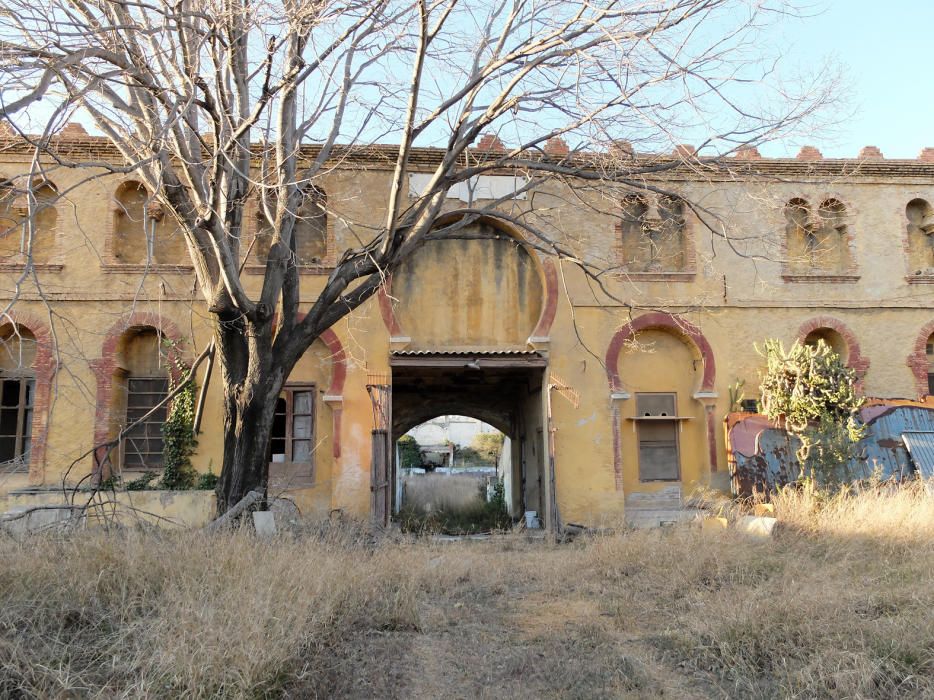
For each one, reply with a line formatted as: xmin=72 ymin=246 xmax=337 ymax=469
xmin=252 ymin=510 xmax=277 ymax=537
xmin=1 ymin=505 xmax=82 ymax=536
xmin=735 ymin=515 xmax=777 ymax=537
xmin=702 ymin=516 xmax=729 ymax=532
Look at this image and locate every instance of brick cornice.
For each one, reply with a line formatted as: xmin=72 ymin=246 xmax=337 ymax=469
xmin=5 ymin=134 xmax=934 ymax=181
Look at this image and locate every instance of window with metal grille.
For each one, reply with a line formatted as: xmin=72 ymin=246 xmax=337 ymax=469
xmin=0 ymin=377 xmax=34 ymax=470
xmin=123 ymin=377 xmax=168 ymax=469
xmin=270 ymin=385 xmax=315 ymax=466
xmin=636 ymin=393 xmax=680 ymax=481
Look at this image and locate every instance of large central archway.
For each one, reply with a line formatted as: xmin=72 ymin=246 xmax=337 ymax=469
xmin=390 ymin=351 xmax=547 ymax=523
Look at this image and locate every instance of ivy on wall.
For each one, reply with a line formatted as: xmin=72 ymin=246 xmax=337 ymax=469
xmin=159 ymin=344 xmax=198 ymax=490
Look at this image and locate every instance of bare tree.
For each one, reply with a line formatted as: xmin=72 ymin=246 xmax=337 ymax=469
xmin=0 ymin=0 xmax=833 ymax=512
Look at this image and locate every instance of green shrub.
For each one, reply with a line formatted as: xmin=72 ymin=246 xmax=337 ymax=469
xmin=125 ymin=471 xmax=159 ymax=491
xmin=757 ymin=338 xmax=865 ymax=486
xmin=196 ymin=470 xmax=219 ymax=490
xmin=396 ymin=435 xmax=422 ymax=469
xmin=472 ymin=433 xmax=504 ymax=464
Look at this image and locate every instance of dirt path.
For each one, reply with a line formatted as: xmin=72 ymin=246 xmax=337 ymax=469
xmin=329 ymin=574 xmax=717 ymax=699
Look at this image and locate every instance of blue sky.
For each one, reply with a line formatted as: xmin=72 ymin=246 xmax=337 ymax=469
xmin=762 ymin=0 xmax=932 ymax=158
xmin=8 ymin=0 xmax=927 ymax=160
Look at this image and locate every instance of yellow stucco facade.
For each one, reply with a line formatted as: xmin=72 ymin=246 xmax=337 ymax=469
xmin=2 ymin=131 xmax=933 ymax=527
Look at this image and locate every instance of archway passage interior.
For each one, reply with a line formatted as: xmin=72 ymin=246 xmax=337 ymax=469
xmin=389 ymin=351 xmax=547 ymax=523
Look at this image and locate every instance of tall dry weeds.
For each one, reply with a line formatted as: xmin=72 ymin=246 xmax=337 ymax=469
xmin=0 ymin=485 xmax=930 ymax=698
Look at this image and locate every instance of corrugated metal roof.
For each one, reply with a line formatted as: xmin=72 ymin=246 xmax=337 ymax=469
xmin=902 ymin=432 xmax=934 ymax=478
xmin=391 ymin=349 xmax=540 ymax=356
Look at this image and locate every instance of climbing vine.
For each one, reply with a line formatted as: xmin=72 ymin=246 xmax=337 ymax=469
xmin=758 ymin=338 xmax=865 ymax=486
xmin=159 ymin=345 xmax=198 ymax=490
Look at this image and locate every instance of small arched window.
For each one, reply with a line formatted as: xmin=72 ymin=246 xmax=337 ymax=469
xmin=804 ymin=328 xmax=849 ymax=364
xmin=252 ymin=185 xmax=328 ymax=268
xmin=115 ymin=327 xmax=169 ymax=471
xmin=294 ymin=185 xmax=327 ymax=265
xmin=112 ymin=182 xmax=185 ymax=265
xmin=906 ymin=198 xmax=934 ymax=275
xmin=619 ymin=192 xmax=687 ymax=272
xmin=0 ymin=324 xmax=37 ymax=470
xmin=0 ymin=180 xmax=58 ymax=264
xmin=784 ymin=197 xmax=851 ymax=275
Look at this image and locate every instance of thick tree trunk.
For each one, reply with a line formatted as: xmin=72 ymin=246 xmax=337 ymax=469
xmin=212 ymin=312 xmax=286 ymax=516
xmin=214 ymin=378 xmax=280 ymax=514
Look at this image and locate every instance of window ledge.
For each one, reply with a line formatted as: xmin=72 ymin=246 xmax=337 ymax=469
xmin=618 ymin=271 xmax=696 ymax=282
xmin=102 ymin=263 xmax=194 ymax=273
xmin=906 ymin=274 xmax=934 ymax=284
xmin=627 ymin=416 xmax=693 ymax=421
xmin=0 ymin=262 xmax=64 ymax=272
xmin=781 ymin=273 xmax=860 ymax=284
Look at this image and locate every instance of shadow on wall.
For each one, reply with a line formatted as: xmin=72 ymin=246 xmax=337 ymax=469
xmin=726 ymin=397 xmax=934 ymax=496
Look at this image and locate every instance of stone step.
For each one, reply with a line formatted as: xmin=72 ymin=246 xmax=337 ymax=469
xmin=625 ymin=508 xmax=704 ymax=529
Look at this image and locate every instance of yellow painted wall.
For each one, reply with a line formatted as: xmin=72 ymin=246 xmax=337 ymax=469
xmin=1 ymin=137 xmax=934 ymax=527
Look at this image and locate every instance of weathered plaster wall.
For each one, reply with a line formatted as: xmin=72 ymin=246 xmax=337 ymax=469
xmin=2 ymin=134 xmax=934 ymax=526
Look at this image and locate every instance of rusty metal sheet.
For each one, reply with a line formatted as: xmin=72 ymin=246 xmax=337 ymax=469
xmin=728 ymin=403 xmax=934 ymax=495
xmin=902 ymin=432 xmax=934 ymax=479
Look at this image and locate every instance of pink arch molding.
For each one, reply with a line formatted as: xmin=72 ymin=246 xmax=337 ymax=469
xmin=604 ymin=311 xmax=716 ymax=393
xmin=604 ymin=312 xmax=718 ymax=487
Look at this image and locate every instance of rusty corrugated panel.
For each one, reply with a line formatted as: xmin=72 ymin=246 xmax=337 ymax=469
xmin=902 ymin=432 xmax=934 ymax=479
xmin=727 ymin=401 xmax=934 ymax=495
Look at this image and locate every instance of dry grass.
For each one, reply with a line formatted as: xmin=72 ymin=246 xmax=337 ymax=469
xmin=0 ymin=485 xmax=931 ymax=698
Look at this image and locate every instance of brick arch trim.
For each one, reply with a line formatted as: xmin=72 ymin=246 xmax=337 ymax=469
xmin=604 ymin=311 xmax=716 ymax=393
xmin=318 ymin=327 xmax=346 ymax=459
xmin=292 ymin=320 xmax=346 ymax=459
xmin=796 ymin=316 xmax=869 ymax=377
xmin=907 ymin=321 xmax=934 ymax=396
xmin=89 ymin=312 xmax=183 ymax=475
xmin=318 ymin=328 xmax=346 ymax=397
xmin=0 ymin=312 xmax=57 ymax=483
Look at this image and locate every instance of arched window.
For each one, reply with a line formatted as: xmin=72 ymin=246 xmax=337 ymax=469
xmin=813 ymin=199 xmax=849 ymax=270
xmin=804 ymin=327 xmax=849 ymax=363
xmin=619 ymin=192 xmax=687 ymax=272
xmin=783 ymin=198 xmax=811 ymax=272
xmin=294 ymin=185 xmax=327 ymax=265
xmin=252 ymin=185 xmax=328 ymax=268
xmin=0 ymin=324 xmax=37 ymax=470
xmin=112 ymin=182 xmax=185 ymax=265
xmin=115 ymin=327 xmax=169 ymax=471
xmin=906 ymin=198 xmax=934 ymax=275
xmin=0 ymin=180 xmax=58 ymax=264
xmin=784 ymin=197 xmax=851 ymax=275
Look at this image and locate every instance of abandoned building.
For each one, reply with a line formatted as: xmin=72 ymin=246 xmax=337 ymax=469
xmin=1 ymin=126 xmax=934 ymax=528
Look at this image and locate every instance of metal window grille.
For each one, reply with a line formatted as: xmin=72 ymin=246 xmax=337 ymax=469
xmin=0 ymin=377 xmax=34 ymax=471
xmin=123 ymin=377 xmax=168 ymax=469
